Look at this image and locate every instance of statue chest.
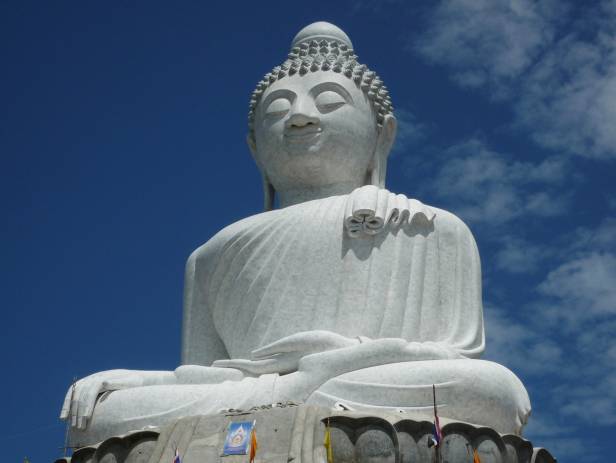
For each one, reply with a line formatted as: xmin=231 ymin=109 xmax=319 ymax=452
xmin=206 ymin=196 xmax=448 ymax=359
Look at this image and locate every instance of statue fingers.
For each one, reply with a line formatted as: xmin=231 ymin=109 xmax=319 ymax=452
xmin=67 ymin=380 xmax=91 ymax=428
xmin=213 ymin=358 xmax=283 ymax=375
xmin=102 ymin=374 xmax=143 ymax=391
xmin=77 ymin=414 xmax=89 ymax=430
xmin=251 ymin=331 xmax=356 ymax=359
xmin=72 ymin=399 xmax=88 ymax=430
xmin=251 ymin=334 xmax=317 ymax=359
xmin=267 ymin=352 xmax=302 ymax=374
xmin=60 ymin=388 xmax=73 ymax=419
xmin=75 ymin=378 xmax=107 ymax=429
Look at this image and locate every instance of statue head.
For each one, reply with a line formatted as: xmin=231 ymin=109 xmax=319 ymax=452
xmin=247 ymin=22 xmax=397 ymax=210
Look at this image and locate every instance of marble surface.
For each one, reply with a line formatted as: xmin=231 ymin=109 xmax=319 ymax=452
xmin=60 ymin=21 xmax=532 ymax=448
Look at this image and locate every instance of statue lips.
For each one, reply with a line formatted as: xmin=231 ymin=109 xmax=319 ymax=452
xmin=283 ymin=126 xmax=322 ymax=145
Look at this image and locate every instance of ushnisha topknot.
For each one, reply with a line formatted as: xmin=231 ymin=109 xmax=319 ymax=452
xmin=248 ymin=22 xmax=394 ymax=136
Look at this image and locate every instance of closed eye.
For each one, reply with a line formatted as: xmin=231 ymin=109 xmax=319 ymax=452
xmin=315 ymin=90 xmax=346 ymax=114
xmin=318 ymin=101 xmax=345 ymax=113
xmin=265 ymin=98 xmax=291 ymax=118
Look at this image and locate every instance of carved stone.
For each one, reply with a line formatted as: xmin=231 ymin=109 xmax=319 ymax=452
xmin=59 ymin=20 xmax=537 ymax=457
xmin=56 ymin=405 xmax=556 ymax=463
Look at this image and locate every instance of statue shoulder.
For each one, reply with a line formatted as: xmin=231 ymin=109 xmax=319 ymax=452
xmin=186 ymin=210 xmax=282 ymax=269
xmin=428 ymin=204 xmax=479 ymax=248
xmin=430 ymin=205 xmax=472 ymax=231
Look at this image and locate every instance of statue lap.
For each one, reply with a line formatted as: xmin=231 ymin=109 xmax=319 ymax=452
xmin=71 ymin=359 xmax=529 ymax=447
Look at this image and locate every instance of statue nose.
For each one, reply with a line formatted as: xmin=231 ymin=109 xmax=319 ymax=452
xmin=286 ymin=110 xmax=319 ymax=128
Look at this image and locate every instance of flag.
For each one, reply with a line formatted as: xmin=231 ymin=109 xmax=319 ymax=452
xmin=249 ymin=427 xmax=258 ymax=463
xmin=172 ymin=448 xmax=181 ymax=463
xmin=223 ymin=421 xmax=254 ymax=455
xmin=324 ymin=420 xmax=334 ymax=463
xmin=473 ymin=448 xmax=481 ymax=463
xmin=433 ymin=414 xmax=443 ymax=445
xmin=431 ymin=384 xmax=443 ymax=447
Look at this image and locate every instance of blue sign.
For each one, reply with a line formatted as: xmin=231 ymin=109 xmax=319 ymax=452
xmin=223 ymin=420 xmax=255 ymax=456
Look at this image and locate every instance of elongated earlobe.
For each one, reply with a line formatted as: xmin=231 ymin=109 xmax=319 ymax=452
xmin=369 ymin=115 xmax=397 ymax=188
xmin=247 ymin=133 xmax=276 ymax=211
xmin=262 ymin=174 xmax=275 ymax=211
xmin=369 ymin=157 xmax=387 ymax=188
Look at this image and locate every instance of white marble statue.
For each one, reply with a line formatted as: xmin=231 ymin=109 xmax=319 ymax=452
xmin=61 ymin=22 xmax=531 ymax=447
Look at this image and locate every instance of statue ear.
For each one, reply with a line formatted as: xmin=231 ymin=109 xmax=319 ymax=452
xmin=261 ymin=175 xmax=275 ymax=211
xmin=247 ymin=133 xmax=275 ymax=211
xmin=369 ymin=114 xmax=397 ymax=188
xmin=246 ymin=133 xmax=257 ymax=158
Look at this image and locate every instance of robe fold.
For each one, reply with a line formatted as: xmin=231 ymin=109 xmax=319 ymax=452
xmin=182 ymin=188 xmax=485 ymax=364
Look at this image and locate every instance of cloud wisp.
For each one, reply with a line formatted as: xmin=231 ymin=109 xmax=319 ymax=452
xmin=415 ymin=0 xmax=616 ymax=160
xmin=391 ymin=108 xmax=428 ymax=156
xmin=415 ymin=0 xmax=560 ymax=98
xmin=481 ymin=216 xmax=616 ymax=458
xmin=405 ymin=138 xmax=569 ymax=227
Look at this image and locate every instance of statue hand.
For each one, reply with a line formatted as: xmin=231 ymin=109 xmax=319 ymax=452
xmin=60 ymin=369 xmax=174 ymax=429
xmin=274 ymin=338 xmax=460 ymax=402
xmin=212 ymin=331 xmax=359 ymax=375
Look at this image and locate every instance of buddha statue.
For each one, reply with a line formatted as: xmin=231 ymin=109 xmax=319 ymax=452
xmin=61 ymin=22 xmax=531 ymax=448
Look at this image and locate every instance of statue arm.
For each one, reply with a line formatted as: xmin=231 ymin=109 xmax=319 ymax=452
xmin=60 ymin=241 xmax=235 ymax=430
xmin=441 ymin=211 xmax=485 ymax=359
xmin=60 ymin=365 xmax=245 ymax=430
xmin=213 ymin=330 xmax=462 ymax=377
xmin=181 ymin=244 xmax=229 ymax=366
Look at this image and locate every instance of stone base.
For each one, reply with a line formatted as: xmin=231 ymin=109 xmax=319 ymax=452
xmin=55 ymin=403 xmax=555 ymax=463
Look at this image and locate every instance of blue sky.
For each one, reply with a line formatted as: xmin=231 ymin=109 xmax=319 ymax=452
xmin=2 ymin=1 xmax=615 ymax=461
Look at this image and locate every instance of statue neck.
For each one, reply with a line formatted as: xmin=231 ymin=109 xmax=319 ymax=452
xmin=277 ymin=181 xmax=364 ymax=208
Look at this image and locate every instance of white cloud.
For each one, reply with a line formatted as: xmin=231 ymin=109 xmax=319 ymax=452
xmin=482 ymin=214 xmax=616 ymax=438
xmin=517 ymin=18 xmax=616 ymax=160
xmin=557 ymin=372 xmax=616 ymax=425
xmin=495 ymin=236 xmax=549 ymax=273
xmin=416 ymin=0 xmax=616 ymax=159
xmin=513 ymin=217 xmax=616 ymax=429
xmin=568 ymin=217 xmax=616 ymax=253
xmin=539 ymin=252 xmax=616 ymax=317
xmin=415 ymin=0 xmax=560 ymax=98
xmin=423 ymin=138 xmax=569 ymax=225
xmin=483 ymin=304 xmax=563 ymax=375
xmin=391 ymin=108 xmax=427 ymax=156
xmin=523 ymin=417 xmax=597 ymax=461
xmin=529 ymin=217 xmax=616 ymax=328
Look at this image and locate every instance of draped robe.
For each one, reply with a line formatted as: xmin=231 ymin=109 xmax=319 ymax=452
xmin=182 ymin=187 xmax=485 ymax=364
xmin=71 ymin=188 xmax=530 ymax=447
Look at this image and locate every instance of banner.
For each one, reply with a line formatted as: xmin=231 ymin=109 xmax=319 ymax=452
xmin=223 ymin=420 xmax=256 ymax=456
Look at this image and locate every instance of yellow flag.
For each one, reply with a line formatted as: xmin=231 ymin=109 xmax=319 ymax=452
xmin=473 ymin=448 xmax=481 ymax=463
xmin=324 ymin=422 xmax=333 ymax=463
xmin=249 ymin=428 xmax=258 ymax=463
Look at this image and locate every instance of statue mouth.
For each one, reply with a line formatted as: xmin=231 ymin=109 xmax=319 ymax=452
xmin=284 ymin=128 xmax=322 ymax=144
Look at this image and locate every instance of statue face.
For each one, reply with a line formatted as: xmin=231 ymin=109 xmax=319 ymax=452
xmin=251 ymin=72 xmax=379 ymax=192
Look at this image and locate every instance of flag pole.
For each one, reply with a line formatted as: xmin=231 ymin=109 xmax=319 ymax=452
xmin=433 ymin=384 xmax=440 ymax=463
xmin=432 ymin=384 xmax=437 ymax=418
